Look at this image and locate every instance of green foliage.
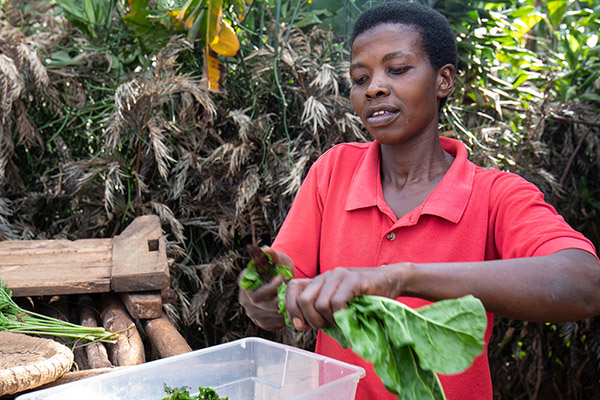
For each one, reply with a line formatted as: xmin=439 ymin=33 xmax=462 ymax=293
xmin=54 ymin=0 xmax=117 ymax=40
xmin=52 ymin=0 xmax=146 ymax=73
xmin=449 ymin=0 xmax=600 ymax=114
xmin=323 ymin=295 xmax=487 ymax=400
xmin=162 ymin=384 xmax=228 ymax=400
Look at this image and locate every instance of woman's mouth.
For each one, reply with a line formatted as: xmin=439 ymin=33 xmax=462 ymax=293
xmin=367 ymin=109 xmax=400 ymax=126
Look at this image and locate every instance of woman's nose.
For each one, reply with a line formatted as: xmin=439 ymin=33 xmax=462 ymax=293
xmin=365 ymin=77 xmax=390 ymax=98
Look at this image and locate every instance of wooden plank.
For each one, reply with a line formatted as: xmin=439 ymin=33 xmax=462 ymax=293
xmin=120 ymin=291 xmax=163 ymax=319
xmin=0 ymin=238 xmax=113 ymax=297
xmin=0 ymin=246 xmax=111 ymax=266
xmin=0 ymin=215 xmax=169 ymax=297
xmin=111 ymin=215 xmax=169 ymax=292
xmin=161 ymin=287 xmax=178 ymax=304
xmin=1 ymin=261 xmax=111 ymax=297
xmin=0 ymin=239 xmax=112 ymax=260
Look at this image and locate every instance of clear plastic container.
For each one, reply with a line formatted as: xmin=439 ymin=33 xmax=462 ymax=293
xmin=17 ymin=337 xmax=365 ymax=400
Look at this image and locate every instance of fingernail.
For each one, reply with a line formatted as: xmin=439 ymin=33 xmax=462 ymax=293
xmin=293 ymin=317 xmax=303 ymax=330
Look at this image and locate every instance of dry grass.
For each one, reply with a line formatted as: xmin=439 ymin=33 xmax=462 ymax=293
xmin=0 ymin=18 xmax=49 ymax=190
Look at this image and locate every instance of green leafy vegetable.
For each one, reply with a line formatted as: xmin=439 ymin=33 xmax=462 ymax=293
xmin=239 ymin=245 xmax=293 ymax=326
xmin=0 ymin=279 xmax=117 ymax=345
xmin=240 ymin=245 xmax=293 ymax=291
xmin=276 ymin=279 xmax=292 ymax=326
xmin=162 ymin=384 xmax=228 ymax=400
xmin=239 ymin=252 xmax=272 ymax=291
xmin=322 ymin=294 xmax=487 ymax=400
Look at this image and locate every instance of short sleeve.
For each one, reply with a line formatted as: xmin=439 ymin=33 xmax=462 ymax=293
xmin=271 ymin=162 xmax=324 ymax=279
xmin=489 ymin=173 xmax=597 ymax=259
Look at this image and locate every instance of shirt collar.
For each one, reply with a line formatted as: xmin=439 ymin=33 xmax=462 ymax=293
xmin=344 ymin=137 xmax=475 ymax=224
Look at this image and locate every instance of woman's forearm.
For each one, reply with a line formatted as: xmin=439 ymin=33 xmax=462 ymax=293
xmin=399 ymin=249 xmax=600 ymax=322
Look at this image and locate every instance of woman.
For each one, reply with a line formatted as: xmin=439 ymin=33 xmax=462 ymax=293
xmin=238 ymin=2 xmax=600 ymax=398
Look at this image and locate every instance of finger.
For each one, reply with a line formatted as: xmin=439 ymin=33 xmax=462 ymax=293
xmin=239 ymin=284 xmax=286 ymax=331
xmin=250 ymin=274 xmax=284 ymax=303
xmin=329 ymin=283 xmax=357 ymax=313
xmin=237 ymin=268 xmax=249 ymax=285
xmin=238 ymin=282 xmax=251 ymax=306
xmin=260 ymin=245 xmax=279 ymax=264
xmin=261 ymin=247 xmax=295 ymax=278
xmin=326 ymin=270 xmax=364 ymax=313
xmin=295 ymin=277 xmax=331 ymax=329
xmin=285 ymin=279 xmax=312 ymax=330
xmin=312 ymin=274 xmax=348 ymax=326
xmin=250 ymin=311 xmax=285 ymax=331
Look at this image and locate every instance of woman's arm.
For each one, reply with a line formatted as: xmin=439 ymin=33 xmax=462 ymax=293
xmin=285 ymin=248 xmax=600 ymax=330
xmin=403 ymin=248 xmax=600 ymax=322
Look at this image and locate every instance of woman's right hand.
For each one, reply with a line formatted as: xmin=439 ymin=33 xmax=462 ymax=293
xmin=238 ymin=247 xmax=294 ymax=331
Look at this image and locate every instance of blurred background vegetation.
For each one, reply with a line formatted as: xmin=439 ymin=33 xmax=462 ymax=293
xmin=0 ymin=0 xmax=598 ymax=398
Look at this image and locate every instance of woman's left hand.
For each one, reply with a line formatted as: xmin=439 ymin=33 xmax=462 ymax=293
xmin=284 ymin=264 xmax=407 ymax=330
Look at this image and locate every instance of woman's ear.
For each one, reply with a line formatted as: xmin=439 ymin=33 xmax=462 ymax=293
xmin=437 ymin=64 xmax=456 ymax=99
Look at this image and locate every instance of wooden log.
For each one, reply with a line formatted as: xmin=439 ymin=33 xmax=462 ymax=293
xmin=39 ymin=297 xmax=89 ymax=372
xmin=0 ymin=239 xmax=112 ymax=297
xmin=111 ymin=215 xmax=170 ymax=292
xmin=120 ymin=291 xmax=163 ymax=319
xmin=49 ymin=299 xmax=87 ymax=372
xmin=72 ymin=344 xmax=89 ymax=372
xmin=41 ymin=297 xmax=72 ymax=349
xmin=78 ymin=296 xmax=112 ymax=369
xmin=100 ymin=294 xmax=145 ymax=367
xmin=142 ymin=314 xmax=192 ymax=358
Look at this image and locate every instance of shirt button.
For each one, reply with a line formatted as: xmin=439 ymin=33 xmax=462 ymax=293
xmin=386 ymin=232 xmax=396 ymax=241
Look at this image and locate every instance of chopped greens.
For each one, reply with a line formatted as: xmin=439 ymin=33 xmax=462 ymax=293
xmin=162 ymin=384 xmax=228 ymax=400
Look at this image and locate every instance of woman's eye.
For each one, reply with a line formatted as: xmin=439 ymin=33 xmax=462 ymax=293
xmin=389 ymin=67 xmax=410 ymax=75
xmin=352 ymin=76 xmax=368 ymax=85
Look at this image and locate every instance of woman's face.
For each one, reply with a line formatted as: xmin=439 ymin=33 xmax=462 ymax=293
xmin=349 ymin=23 xmax=452 ymax=146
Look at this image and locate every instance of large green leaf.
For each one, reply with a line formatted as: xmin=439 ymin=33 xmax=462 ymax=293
xmin=545 ymin=0 xmax=567 ymax=28
xmin=324 ymin=295 xmax=487 ymax=400
xmin=410 ymin=296 xmax=487 ymax=374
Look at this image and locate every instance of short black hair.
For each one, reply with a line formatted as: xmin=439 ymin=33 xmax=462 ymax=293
xmin=350 ymin=1 xmax=457 ymax=73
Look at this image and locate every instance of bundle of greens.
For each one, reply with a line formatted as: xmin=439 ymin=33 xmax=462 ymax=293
xmin=162 ymin=384 xmax=228 ymax=400
xmin=0 ymin=279 xmax=117 ymax=345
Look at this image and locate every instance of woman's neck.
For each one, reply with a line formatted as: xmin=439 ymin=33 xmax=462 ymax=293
xmin=379 ymin=134 xmax=454 ymax=189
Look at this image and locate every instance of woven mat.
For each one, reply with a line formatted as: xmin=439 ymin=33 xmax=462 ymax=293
xmin=0 ymin=332 xmax=74 ymax=396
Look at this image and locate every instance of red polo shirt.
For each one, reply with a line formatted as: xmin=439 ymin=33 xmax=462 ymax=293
xmin=272 ymin=137 xmax=596 ymax=400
